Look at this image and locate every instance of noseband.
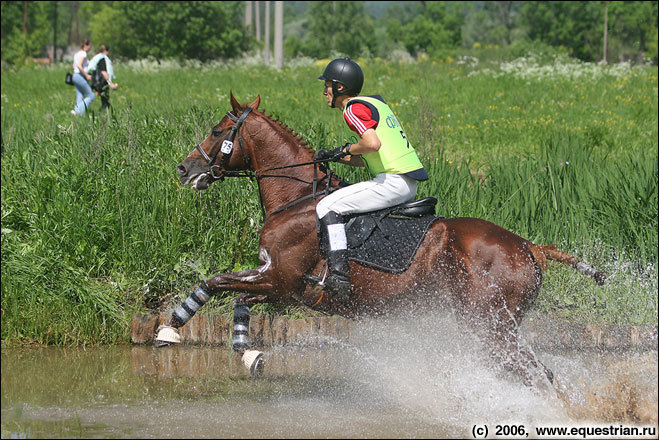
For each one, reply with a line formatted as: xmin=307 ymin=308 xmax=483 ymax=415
xmin=195 ymin=107 xmax=253 ymax=179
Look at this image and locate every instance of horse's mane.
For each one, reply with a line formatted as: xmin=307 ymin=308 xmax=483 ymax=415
xmin=236 ymin=105 xmax=316 ymax=153
xmin=233 ymin=104 xmax=346 ymax=187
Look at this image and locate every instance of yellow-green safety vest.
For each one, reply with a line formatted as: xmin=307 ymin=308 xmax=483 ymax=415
xmin=344 ymin=96 xmax=424 ymax=176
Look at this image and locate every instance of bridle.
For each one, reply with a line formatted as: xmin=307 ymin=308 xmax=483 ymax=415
xmin=193 ymin=107 xmax=338 ymax=222
xmin=195 ymin=107 xmax=253 ymax=180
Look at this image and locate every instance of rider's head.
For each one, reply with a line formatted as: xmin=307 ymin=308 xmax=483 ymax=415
xmin=318 ymin=57 xmax=364 ymax=109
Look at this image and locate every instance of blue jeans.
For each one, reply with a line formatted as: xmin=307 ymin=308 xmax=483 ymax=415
xmin=72 ymin=72 xmax=95 ymax=115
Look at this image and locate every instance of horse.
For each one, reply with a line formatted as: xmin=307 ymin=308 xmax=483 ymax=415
xmin=162 ymin=92 xmax=606 ymax=386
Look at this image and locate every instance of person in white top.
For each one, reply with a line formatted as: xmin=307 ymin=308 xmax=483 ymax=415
xmin=71 ymin=39 xmax=95 ymax=116
xmin=88 ymin=45 xmax=119 ymax=112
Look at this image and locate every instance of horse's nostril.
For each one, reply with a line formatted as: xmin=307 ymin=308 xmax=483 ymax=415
xmin=177 ymin=164 xmax=186 ymax=176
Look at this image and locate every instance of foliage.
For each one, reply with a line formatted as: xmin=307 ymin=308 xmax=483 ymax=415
xmin=519 ymin=1 xmax=604 ymax=62
xmin=295 ymin=1 xmax=377 ymax=58
xmin=1 ymin=1 xmax=52 ymax=65
xmin=92 ymin=1 xmax=250 ymax=61
xmin=518 ymin=1 xmax=658 ymax=63
xmin=1 ymin=54 xmax=657 ymax=344
xmin=608 ymin=0 xmax=659 ymax=62
xmin=2 ymin=1 xmax=658 ymax=66
xmin=386 ymin=1 xmax=462 ymax=57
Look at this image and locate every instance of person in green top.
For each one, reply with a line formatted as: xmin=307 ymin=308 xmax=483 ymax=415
xmin=310 ymin=57 xmax=429 ymax=303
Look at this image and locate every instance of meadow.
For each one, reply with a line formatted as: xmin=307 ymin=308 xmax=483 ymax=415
xmin=1 ymin=53 xmax=657 ymax=345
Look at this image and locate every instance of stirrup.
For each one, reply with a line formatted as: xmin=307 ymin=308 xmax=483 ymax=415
xmin=303 ymin=264 xmax=329 ymax=293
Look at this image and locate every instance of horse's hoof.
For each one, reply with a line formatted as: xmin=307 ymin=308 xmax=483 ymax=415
xmin=154 ymin=325 xmax=181 ymax=347
xmin=242 ymin=349 xmax=264 ymax=377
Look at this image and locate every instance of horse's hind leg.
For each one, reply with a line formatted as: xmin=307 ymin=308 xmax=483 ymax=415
xmin=483 ymin=309 xmax=554 ymax=387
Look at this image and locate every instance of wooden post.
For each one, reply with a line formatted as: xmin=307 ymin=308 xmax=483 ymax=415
xmin=274 ymin=1 xmax=283 ymax=69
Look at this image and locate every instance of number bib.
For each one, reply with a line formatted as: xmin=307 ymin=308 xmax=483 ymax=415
xmin=344 ymin=96 xmax=424 ymax=175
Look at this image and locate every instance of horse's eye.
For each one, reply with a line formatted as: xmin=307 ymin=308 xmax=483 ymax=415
xmin=212 ymin=129 xmax=222 ymax=138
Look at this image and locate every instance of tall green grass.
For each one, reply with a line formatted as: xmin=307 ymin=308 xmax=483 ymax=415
xmin=1 ymin=56 xmax=657 ymax=344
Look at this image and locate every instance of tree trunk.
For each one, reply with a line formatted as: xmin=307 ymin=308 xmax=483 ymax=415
xmin=67 ymin=2 xmax=74 ymax=46
xmin=497 ymin=1 xmax=512 ymax=46
xmin=274 ymin=1 xmax=283 ymax=69
xmin=53 ymin=1 xmax=58 ymax=62
xmin=603 ymin=1 xmax=609 ymax=64
xmin=255 ymin=1 xmax=261 ymax=57
xmin=75 ymin=3 xmax=79 ymax=45
xmin=245 ymin=1 xmax=252 ymax=29
xmin=23 ymin=1 xmax=29 ymax=35
xmin=264 ymin=1 xmax=271 ymax=64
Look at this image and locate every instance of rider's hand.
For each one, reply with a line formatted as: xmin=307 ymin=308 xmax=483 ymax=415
xmin=314 ymin=144 xmax=350 ymax=162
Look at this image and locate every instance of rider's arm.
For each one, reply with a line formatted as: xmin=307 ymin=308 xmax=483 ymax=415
xmin=337 ymin=129 xmax=380 ymax=166
xmin=339 ymin=102 xmax=380 ymax=166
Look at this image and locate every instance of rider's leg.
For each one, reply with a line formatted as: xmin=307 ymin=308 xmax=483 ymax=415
xmin=318 ymin=210 xmax=352 ymax=302
xmin=312 ymin=174 xmax=418 ymax=302
xmin=316 ymin=173 xmax=418 ymax=219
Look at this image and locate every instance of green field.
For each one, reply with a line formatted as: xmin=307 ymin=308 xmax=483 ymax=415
xmin=1 ymin=54 xmax=657 ymax=345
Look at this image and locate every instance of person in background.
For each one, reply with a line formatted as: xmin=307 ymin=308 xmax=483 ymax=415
xmin=88 ymin=45 xmax=118 ymax=112
xmin=71 ymin=39 xmax=95 ymax=116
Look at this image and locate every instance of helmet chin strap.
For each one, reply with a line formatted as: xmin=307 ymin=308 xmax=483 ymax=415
xmin=331 ymin=81 xmax=341 ymax=108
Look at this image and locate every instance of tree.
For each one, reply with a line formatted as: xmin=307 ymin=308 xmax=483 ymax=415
xmin=301 ymin=1 xmax=376 ymax=58
xmin=1 ymin=1 xmax=51 ymax=65
xmin=90 ymin=2 xmax=250 ymax=61
xmin=387 ymin=1 xmax=462 ymax=57
xmin=608 ymin=1 xmax=658 ymax=62
xmin=484 ymin=1 xmax=517 ymax=46
xmin=520 ymin=1 xmax=603 ymax=61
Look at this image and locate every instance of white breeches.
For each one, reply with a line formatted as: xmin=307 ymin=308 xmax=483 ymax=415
xmin=316 ymin=173 xmax=419 ymax=220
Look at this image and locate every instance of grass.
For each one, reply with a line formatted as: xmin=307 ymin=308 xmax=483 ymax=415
xmin=1 ymin=53 xmax=657 ymax=344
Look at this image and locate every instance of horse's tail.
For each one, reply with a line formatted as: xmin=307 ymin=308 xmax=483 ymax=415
xmin=530 ymin=244 xmax=607 ymax=286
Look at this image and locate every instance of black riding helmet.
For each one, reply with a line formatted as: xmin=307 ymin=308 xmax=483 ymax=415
xmin=318 ymin=57 xmax=364 ymax=108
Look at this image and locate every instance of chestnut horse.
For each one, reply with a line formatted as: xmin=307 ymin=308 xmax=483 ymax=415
xmin=167 ymin=93 xmax=606 ymax=386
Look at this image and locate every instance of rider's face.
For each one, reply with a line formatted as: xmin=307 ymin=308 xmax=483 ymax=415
xmin=323 ymin=80 xmax=333 ymax=107
xmin=323 ymin=81 xmax=346 ymax=108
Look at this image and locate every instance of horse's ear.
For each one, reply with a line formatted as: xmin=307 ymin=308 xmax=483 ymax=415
xmin=247 ymin=94 xmax=261 ymax=110
xmin=230 ymin=90 xmax=241 ymax=111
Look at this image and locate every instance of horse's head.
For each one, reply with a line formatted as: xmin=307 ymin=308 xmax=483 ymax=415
xmin=177 ymin=92 xmax=261 ymax=190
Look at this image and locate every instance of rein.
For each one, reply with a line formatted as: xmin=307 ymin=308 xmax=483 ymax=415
xmin=196 ymin=108 xmax=337 ymax=222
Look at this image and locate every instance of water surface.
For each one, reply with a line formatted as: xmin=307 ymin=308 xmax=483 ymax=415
xmin=2 ymin=315 xmax=657 ymax=438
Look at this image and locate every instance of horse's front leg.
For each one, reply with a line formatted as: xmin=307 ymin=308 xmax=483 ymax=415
xmin=155 ymin=249 xmax=274 ymax=346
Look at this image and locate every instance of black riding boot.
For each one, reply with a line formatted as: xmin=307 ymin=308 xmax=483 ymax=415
xmin=315 ymin=211 xmax=352 ymax=302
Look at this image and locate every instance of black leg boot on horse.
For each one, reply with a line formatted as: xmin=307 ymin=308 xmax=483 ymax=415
xmin=305 ymin=211 xmax=352 ymax=303
xmin=154 ymin=281 xmax=212 ymax=346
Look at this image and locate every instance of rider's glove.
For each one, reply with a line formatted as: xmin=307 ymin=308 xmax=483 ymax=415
xmin=313 ymin=143 xmax=351 ymax=162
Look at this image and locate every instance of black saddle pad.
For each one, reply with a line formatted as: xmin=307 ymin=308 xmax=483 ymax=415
xmin=345 ymin=212 xmax=440 ymax=274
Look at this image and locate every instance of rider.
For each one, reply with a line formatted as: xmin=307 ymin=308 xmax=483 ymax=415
xmin=311 ymin=57 xmax=428 ymax=303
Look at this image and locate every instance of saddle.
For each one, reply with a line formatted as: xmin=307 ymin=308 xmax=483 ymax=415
xmin=343 ymin=197 xmax=441 ymax=273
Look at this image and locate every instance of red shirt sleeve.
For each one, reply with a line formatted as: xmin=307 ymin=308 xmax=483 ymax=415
xmin=344 ymin=102 xmax=378 ymax=136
